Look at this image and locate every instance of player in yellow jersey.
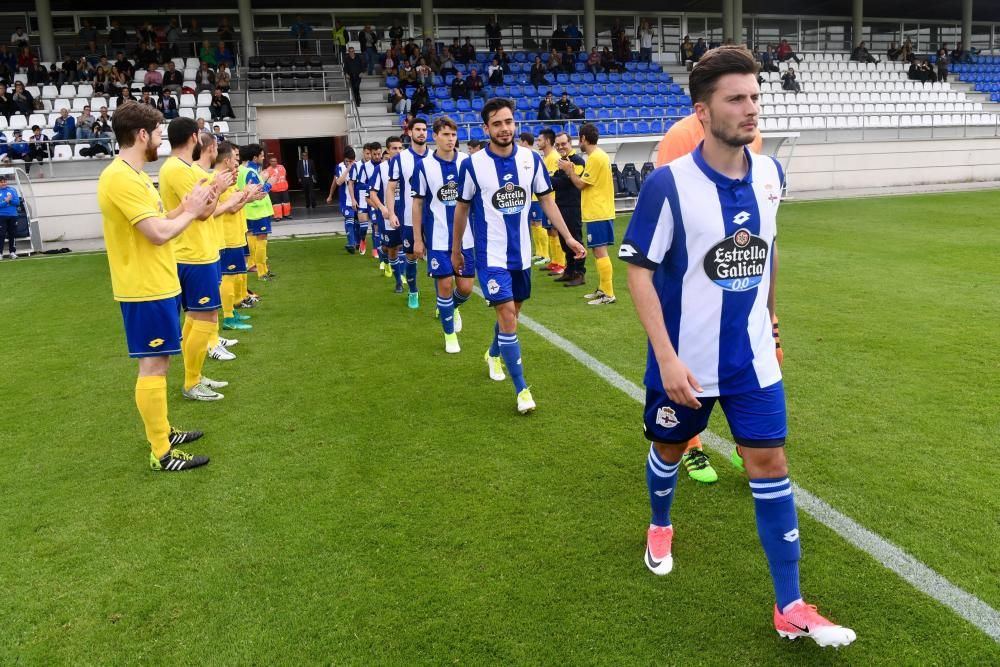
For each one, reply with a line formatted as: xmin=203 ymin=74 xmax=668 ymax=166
xmin=159 ymin=117 xmax=235 ymax=402
xmin=558 ymin=122 xmax=617 ymax=305
xmin=97 ymin=101 xmax=216 ymax=471
xmin=536 ymin=129 xmax=567 ymax=276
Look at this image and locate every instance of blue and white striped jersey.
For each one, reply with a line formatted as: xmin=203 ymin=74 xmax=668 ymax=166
xmin=354 ymin=159 xmax=376 ymax=210
xmin=388 ymin=147 xmax=428 ymax=227
xmin=458 ymin=144 xmax=552 ymax=271
xmin=368 ymin=160 xmax=392 ymax=224
xmin=335 ymin=161 xmax=354 ymax=209
xmin=619 ymin=145 xmax=784 ymax=397
xmin=411 ymin=151 xmax=474 ymax=251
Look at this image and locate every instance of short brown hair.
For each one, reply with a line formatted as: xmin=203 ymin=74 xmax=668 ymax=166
xmin=432 ymin=116 xmax=457 ymax=133
xmin=688 ymin=45 xmax=759 ymax=104
xmin=579 ymin=123 xmax=599 ymax=146
xmin=112 ymin=101 xmax=163 ymax=148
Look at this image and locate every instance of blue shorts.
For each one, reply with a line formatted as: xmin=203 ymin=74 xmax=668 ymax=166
xmin=478 ymin=267 xmax=531 ymax=306
xmin=341 ymin=206 xmax=355 ymax=221
xmin=220 ymin=248 xmax=248 ymax=275
xmin=400 ymin=226 xmax=415 ymax=253
xmin=119 ymin=295 xmax=182 ymax=358
xmin=177 ymin=262 xmax=223 ymax=312
xmin=643 ymin=381 xmax=788 ymax=447
xmin=529 ymin=201 xmax=549 ymax=228
xmin=248 ymin=216 xmax=272 ymax=235
xmin=428 ymin=248 xmax=475 ymax=278
xmin=242 ymin=242 xmax=250 ymax=257
xmin=214 ymin=259 xmax=223 ymax=284
xmin=382 ymin=227 xmax=401 ymax=248
xmin=585 ymin=220 xmax=615 ymax=248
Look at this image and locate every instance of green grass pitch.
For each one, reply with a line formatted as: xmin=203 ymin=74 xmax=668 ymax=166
xmin=0 ymin=191 xmax=998 ymax=664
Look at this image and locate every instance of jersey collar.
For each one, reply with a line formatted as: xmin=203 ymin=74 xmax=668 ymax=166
xmin=691 ymin=141 xmax=753 ymax=189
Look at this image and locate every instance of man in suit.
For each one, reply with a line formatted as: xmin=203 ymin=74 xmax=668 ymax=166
xmin=297 ymin=149 xmax=318 ymax=209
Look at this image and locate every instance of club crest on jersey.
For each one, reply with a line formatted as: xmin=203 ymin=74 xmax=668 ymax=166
xmin=491 ymin=182 xmax=527 ymax=215
xmin=437 ymin=180 xmax=459 ymax=206
xmin=656 ymin=406 xmax=679 ymax=429
xmin=703 ymin=228 xmax=768 ymax=292
xmin=486 ymin=279 xmax=500 ymax=295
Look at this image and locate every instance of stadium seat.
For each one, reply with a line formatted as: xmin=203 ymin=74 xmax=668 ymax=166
xmin=53 ymin=145 xmax=73 ymax=161
xmin=8 ymin=115 xmax=27 ymax=130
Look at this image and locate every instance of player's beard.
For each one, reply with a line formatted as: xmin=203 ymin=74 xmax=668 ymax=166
xmin=412 ymin=137 xmax=426 ymax=146
xmin=709 ymin=116 xmax=755 ymax=148
xmin=144 ymin=137 xmax=159 ymax=162
xmin=490 ymin=132 xmax=512 ymax=148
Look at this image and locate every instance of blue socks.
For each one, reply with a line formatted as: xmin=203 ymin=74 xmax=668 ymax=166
xmin=345 ymin=219 xmax=356 ymax=248
xmin=489 ymin=322 xmax=500 ymax=357
xmin=453 ymin=289 xmax=470 ymax=308
xmin=751 ymin=476 xmax=802 ymax=610
xmin=646 ymin=443 xmax=679 ymax=527
xmin=437 ymin=295 xmax=455 ymax=334
xmin=497 ymin=332 xmax=527 ymax=393
xmin=405 ymin=257 xmax=418 ymax=293
xmin=391 ymin=257 xmax=403 ymax=287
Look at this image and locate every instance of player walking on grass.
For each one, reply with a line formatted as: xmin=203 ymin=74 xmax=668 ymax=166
xmin=97 ymin=102 xmax=216 ymax=471
xmin=619 ymin=46 xmax=855 ymax=647
xmin=452 ymin=98 xmax=586 ymax=413
xmin=361 ymin=142 xmax=384 ymax=269
xmin=387 ymin=118 xmax=429 ymax=309
xmin=558 ymin=123 xmax=617 ymax=305
xmin=351 ymin=144 xmax=372 ymax=256
xmin=158 ymin=117 xmax=234 ymax=402
xmin=411 ymin=116 xmax=474 ymax=354
xmin=368 ymin=137 xmax=405 ymax=291
xmin=330 ymin=147 xmax=358 ymax=253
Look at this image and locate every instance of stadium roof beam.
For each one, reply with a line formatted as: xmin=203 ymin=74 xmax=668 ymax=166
xmin=238 ymin=0 xmax=255 ymax=58
xmin=732 ymin=0 xmax=743 ymax=45
xmin=35 ymin=0 xmax=55 ymax=62
xmin=722 ymin=0 xmax=733 ymax=42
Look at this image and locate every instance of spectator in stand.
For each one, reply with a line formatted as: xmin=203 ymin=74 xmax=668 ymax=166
xmin=108 ymin=20 xmax=129 ymax=53
xmin=165 ymin=18 xmax=182 ymax=58
xmin=210 ymin=87 xmax=236 ymax=120
xmin=199 ymin=41 xmax=217 ymax=66
xmin=449 ymin=38 xmax=461 ymax=60
xmin=360 ymin=25 xmax=380 ymax=76
xmin=383 ymin=47 xmax=400 ymax=78
xmin=17 ymin=46 xmax=33 ymax=72
xmin=566 ymin=23 xmax=583 ymax=52
xmin=290 ymin=15 xmax=313 ymax=47
xmin=908 ymin=59 xmax=934 ymax=83
xmin=461 ymin=38 xmax=476 ymax=65
xmin=440 ymin=48 xmax=457 ymax=77
xmin=488 ymin=58 xmax=505 ymax=86
xmin=531 ymin=56 xmax=550 ymax=88
xmin=52 ymin=108 xmax=76 ymax=147
xmin=637 ymin=20 xmax=654 ymax=63
xmin=215 ymin=41 xmax=235 ymax=67
xmin=759 ymin=44 xmax=779 ymax=73
xmin=333 ymin=21 xmax=347 ymax=58
xmin=495 ymin=46 xmax=511 ymax=70
xmin=187 ymin=19 xmax=204 ymax=57
xmin=390 ymin=86 xmax=411 ymax=113
xmin=156 ymin=90 xmax=178 ymax=119
xmin=600 ymin=46 xmax=621 ymax=73
xmin=26 ymin=57 xmax=47 ymax=85
xmin=415 ymin=57 xmax=433 ymax=86
xmin=77 ymin=56 xmax=95 ymax=82
xmin=217 ymin=17 xmax=236 ymax=55
xmin=613 ymin=23 xmax=631 ymax=63
xmin=781 ymin=67 xmax=801 ymax=94
xmin=76 ymin=104 xmax=97 ymax=143
xmin=776 ymin=38 xmax=800 ymax=64
xmin=851 ymin=41 xmax=878 ymax=64
xmin=547 ymin=49 xmax=563 ymax=74
xmin=143 ymin=62 xmax=163 ymax=93
xmin=116 ymin=84 xmax=136 ymax=106
xmin=388 ymin=20 xmax=404 ymax=45
xmin=935 ymin=46 xmax=949 ymax=83
xmin=216 ymin=62 xmax=232 ymax=92
xmin=114 ymin=52 xmax=135 ymax=80
xmin=0 ymin=84 xmax=13 ymax=121
xmin=486 ymin=18 xmax=502 ymax=53
xmin=681 ymin=35 xmax=695 ymax=63
xmin=692 ymin=38 xmax=709 ymax=62
xmin=887 ymin=42 xmax=900 ymax=62
xmin=162 ymin=60 xmax=183 ymax=94
xmin=467 ymin=68 xmax=487 ymax=100
xmin=411 ymin=83 xmax=433 ymax=115
xmin=899 ymin=39 xmax=914 ymax=63
xmin=195 ymin=61 xmax=216 ymax=93
xmin=551 ymin=25 xmax=567 ymax=53
xmin=92 ymin=107 xmax=113 ymax=154
xmin=11 ymin=81 xmax=34 ymax=116
xmin=421 ymin=38 xmax=438 ymax=66
xmin=399 ymin=61 xmax=417 ymax=85
xmin=450 ymin=70 xmax=469 ymax=100
xmin=563 ymin=46 xmax=577 ymax=73
xmin=139 ymin=90 xmax=156 ymax=108
xmin=0 ymin=45 xmax=15 ymax=75
xmin=557 ymin=91 xmax=583 ymax=119
xmin=209 ymin=124 xmax=223 ymax=142
xmin=343 ymin=46 xmax=364 ymax=104
xmin=586 ymin=47 xmax=601 ymax=75
xmin=196 ymin=117 xmax=206 ymax=132
xmin=537 ymin=92 xmax=558 ymax=121
xmin=48 ymin=62 xmax=61 ymax=83
xmin=0 ymin=174 xmax=21 ymax=258
xmin=6 ymin=130 xmax=28 ymax=166
xmin=10 ymin=27 xmax=29 ymax=48
xmin=952 ymin=42 xmax=974 ymax=65
xmin=79 ymin=19 xmax=98 ymax=53
xmin=58 ymin=54 xmax=78 ymax=85
xmin=26 ymin=125 xmax=49 ymax=174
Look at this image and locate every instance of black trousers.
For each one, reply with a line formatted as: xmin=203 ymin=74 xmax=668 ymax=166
xmin=559 ymin=209 xmax=585 ymax=275
xmin=0 ymin=216 xmax=18 ymax=253
xmin=302 ymin=180 xmax=317 ymax=208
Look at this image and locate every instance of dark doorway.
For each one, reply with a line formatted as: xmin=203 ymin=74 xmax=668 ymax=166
xmin=271 ymin=135 xmax=346 ymax=213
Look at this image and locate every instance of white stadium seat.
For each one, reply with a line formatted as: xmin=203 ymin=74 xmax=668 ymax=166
xmin=9 ymin=115 xmax=27 ymax=130
xmin=53 ymin=145 xmax=73 ymax=161
xmin=196 ymin=92 xmax=212 ymax=106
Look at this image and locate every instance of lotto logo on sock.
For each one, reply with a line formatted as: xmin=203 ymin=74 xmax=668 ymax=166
xmin=656 ymin=406 xmax=679 ymax=428
xmin=783 ymin=529 xmax=800 ymax=543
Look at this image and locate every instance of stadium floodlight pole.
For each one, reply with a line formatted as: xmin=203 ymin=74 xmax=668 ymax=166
xmin=852 ymin=0 xmax=863 ymax=52
xmin=238 ymin=0 xmax=255 ymax=58
xmin=34 ymin=0 xmax=56 ymax=63
xmin=583 ymin=0 xmax=596 ymax=51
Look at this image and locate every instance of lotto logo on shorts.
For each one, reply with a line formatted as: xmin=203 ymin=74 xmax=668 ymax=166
xmin=148 ymin=338 xmax=165 ymax=349
xmin=198 ymin=296 xmax=211 ymax=305
xmin=656 ymin=406 xmax=679 ymax=428
xmin=227 ymin=264 xmax=236 ymax=270
xmin=487 ymin=279 xmax=500 ymax=295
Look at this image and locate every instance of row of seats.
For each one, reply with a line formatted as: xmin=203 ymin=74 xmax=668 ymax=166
xmin=770 ymin=61 xmax=908 ymax=73
xmin=246 ymin=71 xmax=330 ymax=91
xmin=764 ymin=90 xmax=964 ymax=104
xmin=387 ymin=70 xmax=672 ymax=89
xmin=762 ymin=81 xmax=954 ymax=95
xmin=0 ymin=105 xmax=230 ymax=132
xmin=760 ymin=114 xmax=998 ymax=130
xmin=247 ymin=55 xmax=325 ymax=71
xmin=762 ymin=101 xmax=983 ymax=116
xmin=425 ymin=91 xmax=690 ymax=110
xmin=0 ymin=120 xmax=230 ymax=143
xmin=30 ymin=86 xmax=218 ymax=107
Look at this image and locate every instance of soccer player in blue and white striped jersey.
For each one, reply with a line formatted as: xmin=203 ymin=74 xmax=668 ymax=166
xmin=620 ymin=46 xmax=855 ymax=648
xmin=386 ymin=117 xmax=429 ymax=309
xmin=411 ymin=116 xmax=474 ymax=354
xmin=367 ymin=137 xmax=405 ymax=292
xmin=452 ymin=98 xmax=586 ymax=414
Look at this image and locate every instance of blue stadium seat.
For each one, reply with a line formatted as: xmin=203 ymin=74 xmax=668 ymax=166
xmin=639 ymin=107 xmax=654 ymax=118
xmin=621 ymin=121 xmax=637 ymax=135
xmin=514 ymin=110 xmax=527 ymax=121
xmin=653 ymin=94 xmax=667 ymax=107
xmin=636 ymin=121 xmax=651 ymax=134
xmin=509 ymin=84 xmax=524 ymax=97
xmin=571 ymin=71 xmax=586 ymax=81
xmin=494 ymin=85 xmax=509 ymax=97
xmin=597 ymin=108 xmax=611 ymax=120
xmin=385 ymin=76 xmax=399 ymax=88
xmin=471 ymin=127 xmax=486 ymax=141
xmin=629 ymin=83 xmax=643 ymax=95
xmin=503 ymin=74 xmax=515 ymax=85
xmin=457 ymin=126 xmax=470 ymax=141
xmin=404 ymin=86 xmax=416 ymax=97
xmin=626 ymin=94 xmax=641 ymax=107
xmin=598 ymin=94 xmax=613 ymax=107
xmin=540 ymin=52 xmax=550 ymax=62
xmin=556 ymin=73 xmax=570 ymax=84
xmin=439 ymin=99 xmax=456 ymax=112
xmin=650 ymin=119 xmax=664 ymax=134
xmin=596 ymin=72 xmax=609 ymax=83
xmin=625 ymin=61 xmax=639 ymax=72
xmin=433 ymin=86 xmax=448 ymax=99
xmin=455 ymin=63 xmax=467 ymax=73
xmin=456 ymin=98 xmax=471 ymax=111
xmin=471 ymin=97 xmax=484 ymax=111
xmin=514 ymin=52 xmax=528 ymax=62
xmin=580 ymin=83 xmax=594 ymax=96
xmin=626 ymin=107 xmax=640 ymax=119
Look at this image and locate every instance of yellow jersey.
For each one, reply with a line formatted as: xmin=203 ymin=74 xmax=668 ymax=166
xmin=192 ymin=162 xmax=225 ymax=250
xmin=98 ymin=158 xmax=180 ymax=302
xmin=580 ymin=146 xmax=616 ymax=223
xmin=219 ymin=184 xmax=247 ymax=249
xmin=159 ymin=156 xmax=219 ymax=265
xmin=542 ymin=148 xmax=561 ymax=176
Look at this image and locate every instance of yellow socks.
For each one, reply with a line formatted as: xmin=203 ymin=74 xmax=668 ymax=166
xmin=135 ymin=375 xmax=171 ymax=459
xmin=208 ymin=322 xmax=220 ymax=350
xmin=532 ymin=225 xmax=549 ymax=259
xmin=182 ymin=314 xmax=194 ymax=342
xmin=255 ymin=238 xmax=268 ymax=278
xmin=221 ymin=274 xmax=238 ymax=319
xmin=182 ymin=319 xmax=215 ymax=390
xmin=247 ymin=234 xmax=258 ymax=268
xmin=549 ymin=232 xmax=566 ymax=267
xmin=237 ymin=273 xmax=248 ymax=302
xmin=596 ymin=255 xmax=615 ymax=297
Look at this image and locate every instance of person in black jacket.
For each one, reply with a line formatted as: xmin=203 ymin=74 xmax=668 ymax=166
xmin=450 ymin=71 xmax=469 ymax=100
xmin=530 ymin=56 xmax=549 ymax=89
xmin=551 ymin=130 xmax=587 ymax=286
xmin=343 ymin=46 xmax=365 ymax=104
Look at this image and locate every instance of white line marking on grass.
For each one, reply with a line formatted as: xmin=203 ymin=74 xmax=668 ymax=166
xmin=514 ymin=310 xmax=1000 ymax=644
